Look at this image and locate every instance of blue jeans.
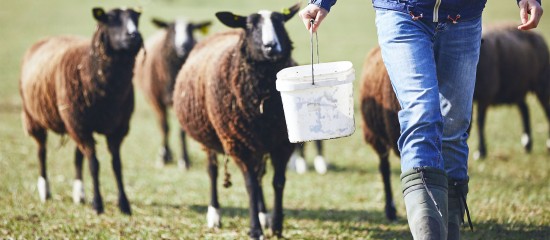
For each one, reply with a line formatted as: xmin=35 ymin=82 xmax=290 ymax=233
xmin=375 ymin=9 xmax=482 ymax=181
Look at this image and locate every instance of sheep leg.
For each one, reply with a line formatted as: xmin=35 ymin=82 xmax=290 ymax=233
xmin=289 ymin=143 xmax=307 ymax=174
xmin=106 ymin=133 xmax=131 ymax=215
xmin=534 ymin=86 xmax=550 ymax=151
xmin=517 ymin=101 xmax=532 ymax=152
xmin=73 ymin=148 xmax=86 ymax=204
xmin=242 ymin=164 xmax=264 ymax=239
xmin=207 ymin=151 xmax=221 ymax=228
xmin=314 ymin=140 xmax=323 ymax=155
xmin=178 ymin=129 xmax=191 ymax=170
xmin=371 ymin=140 xmax=397 ymax=221
xmin=31 ymin=128 xmax=50 ymax=202
xmin=379 ymin=151 xmax=397 ymax=221
xmin=83 ymin=145 xmax=104 ymax=214
xmin=270 ymin=145 xmax=293 ymax=237
xmin=313 ymin=140 xmax=327 ymax=174
xmin=475 ymin=103 xmax=489 ymax=160
xmin=156 ymin=104 xmax=173 ymax=167
xmin=256 ymin=163 xmax=270 ymax=229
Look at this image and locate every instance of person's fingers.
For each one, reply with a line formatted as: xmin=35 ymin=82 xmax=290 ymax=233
xmin=299 ymin=5 xmax=320 ymax=31
xmin=518 ymin=1 xmax=543 ymax=30
xmin=299 ymin=10 xmax=313 ymax=30
xmin=311 ymin=8 xmax=329 ymax=33
xmin=519 ymin=1 xmax=529 ymax=25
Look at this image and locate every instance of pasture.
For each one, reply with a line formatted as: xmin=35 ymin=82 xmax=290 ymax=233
xmin=0 ymin=0 xmax=549 ymax=239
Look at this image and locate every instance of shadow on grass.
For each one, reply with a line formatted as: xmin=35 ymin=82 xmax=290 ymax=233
xmin=461 ymin=220 xmax=550 ymax=240
xmin=188 ymin=204 xmax=549 ymax=239
xmin=189 ymin=204 xmax=402 ymax=223
xmin=327 ymin=162 xmax=401 ymax=175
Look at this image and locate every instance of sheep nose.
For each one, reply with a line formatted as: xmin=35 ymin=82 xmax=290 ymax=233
xmin=264 ymin=42 xmax=279 ymax=53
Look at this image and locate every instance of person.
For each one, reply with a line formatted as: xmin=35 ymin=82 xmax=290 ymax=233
xmin=298 ymin=0 xmax=543 ymax=239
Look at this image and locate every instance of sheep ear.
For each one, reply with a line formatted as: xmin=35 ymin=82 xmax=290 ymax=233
xmin=152 ymin=18 xmax=169 ymax=29
xmin=92 ymin=7 xmax=107 ymax=23
xmin=132 ymin=6 xmax=143 ymax=14
xmin=282 ymin=3 xmax=300 ymax=22
xmin=193 ymin=21 xmax=212 ymax=35
xmin=216 ymin=12 xmax=246 ymax=29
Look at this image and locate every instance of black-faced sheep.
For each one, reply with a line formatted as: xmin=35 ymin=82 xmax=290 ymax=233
xmin=19 ymin=7 xmax=143 ymax=215
xmin=172 ymin=4 xmax=300 ymax=239
xmin=359 ymin=46 xmax=400 ymax=221
xmin=473 ymin=24 xmax=550 ymax=159
xmin=134 ymin=17 xmax=211 ymax=169
xmin=288 ymin=141 xmax=328 ymax=174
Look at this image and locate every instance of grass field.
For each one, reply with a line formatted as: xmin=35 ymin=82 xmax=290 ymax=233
xmin=0 ymin=0 xmax=549 ymax=239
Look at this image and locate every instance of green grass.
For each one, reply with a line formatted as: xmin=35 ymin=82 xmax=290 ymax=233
xmin=1 ymin=0 xmax=549 ymax=239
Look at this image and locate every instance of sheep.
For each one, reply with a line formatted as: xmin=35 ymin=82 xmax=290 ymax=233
xmin=19 ymin=7 xmax=143 ymax=215
xmin=288 ymin=141 xmax=328 ymax=174
xmin=359 ymin=46 xmax=400 ymax=221
xmin=133 ymin=17 xmax=211 ymax=169
xmin=172 ymin=4 xmax=300 ymax=239
xmin=473 ymin=23 xmax=550 ymax=160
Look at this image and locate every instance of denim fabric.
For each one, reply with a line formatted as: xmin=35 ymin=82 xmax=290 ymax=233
xmin=375 ymin=9 xmax=482 ymax=181
xmin=309 ymin=0 xmax=337 ymax=12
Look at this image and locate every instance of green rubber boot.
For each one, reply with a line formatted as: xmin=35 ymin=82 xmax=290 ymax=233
xmin=401 ymin=167 xmax=448 ymax=240
xmin=448 ymin=179 xmax=472 ymax=240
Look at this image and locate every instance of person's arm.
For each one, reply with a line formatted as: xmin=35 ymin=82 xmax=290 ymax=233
xmin=517 ymin=0 xmax=543 ymax=30
xmin=298 ymin=0 xmax=337 ymax=33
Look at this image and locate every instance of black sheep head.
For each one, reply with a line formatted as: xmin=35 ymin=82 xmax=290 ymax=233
xmin=216 ymin=3 xmax=300 ymax=62
xmin=152 ymin=18 xmax=212 ymax=59
xmin=93 ymin=7 xmax=143 ymax=54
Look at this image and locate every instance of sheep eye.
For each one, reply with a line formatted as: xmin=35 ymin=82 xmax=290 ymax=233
xmin=248 ymin=14 xmax=261 ymax=26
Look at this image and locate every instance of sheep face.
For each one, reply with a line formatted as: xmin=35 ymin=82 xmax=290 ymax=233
xmin=93 ymin=7 xmax=143 ymax=54
xmin=216 ymin=3 xmax=300 ymax=62
xmin=152 ymin=18 xmax=212 ymax=59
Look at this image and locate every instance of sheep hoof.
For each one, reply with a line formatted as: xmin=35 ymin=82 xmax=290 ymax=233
xmin=248 ymin=230 xmax=264 ymax=240
xmin=156 ymin=146 xmax=173 ymax=168
xmin=119 ymin=195 xmax=132 ymax=215
xmin=473 ymin=151 xmax=483 ymax=161
xmin=546 ymin=139 xmax=550 ymax=151
xmin=521 ymin=133 xmax=532 ymax=152
xmin=72 ymin=179 xmax=85 ymax=204
xmin=385 ymin=201 xmax=398 ymax=221
xmin=287 ymin=151 xmax=299 ymax=171
xmin=207 ymin=205 xmax=221 ymax=228
xmin=295 ymin=157 xmax=307 ymax=174
xmin=313 ymin=155 xmax=328 ymax=175
xmin=178 ymin=158 xmax=190 ymax=171
xmin=259 ymin=212 xmax=271 ymax=229
xmin=92 ymin=196 xmax=104 ymax=215
xmin=37 ymin=177 xmax=51 ymax=202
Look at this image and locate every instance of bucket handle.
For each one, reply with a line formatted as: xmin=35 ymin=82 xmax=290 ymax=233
xmin=310 ymin=19 xmax=319 ymax=85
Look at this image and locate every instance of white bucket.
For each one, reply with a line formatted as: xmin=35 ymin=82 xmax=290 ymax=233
xmin=276 ymin=61 xmax=356 ymax=143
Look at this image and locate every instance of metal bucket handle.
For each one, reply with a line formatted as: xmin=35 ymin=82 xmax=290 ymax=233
xmin=310 ymin=19 xmax=319 ymax=85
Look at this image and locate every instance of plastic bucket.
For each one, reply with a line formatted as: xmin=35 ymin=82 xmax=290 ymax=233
xmin=276 ymin=61 xmax=356 ymax=143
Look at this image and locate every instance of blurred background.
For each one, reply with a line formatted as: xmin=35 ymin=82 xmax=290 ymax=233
xmin=0 ymin=0 xmax=548 ymax=239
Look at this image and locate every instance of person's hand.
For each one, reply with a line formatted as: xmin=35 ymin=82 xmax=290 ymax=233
xmin=298 ymin=4 xmax=329 ymax=33
xmin=518 ymin=0 xmax=543 ymax=30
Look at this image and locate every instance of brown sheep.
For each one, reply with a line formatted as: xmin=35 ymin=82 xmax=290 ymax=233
xmin=19 ymin=7 xmax=143 ymax=215
xmin=172 ymin=4 xmax=300 ymax=239
xmin=359 ymin=46 xmax=400 ymax=221
xmin=473 ymin=24 xmax=550 ymax=159
xmin=134 ymin=17 xmax=211 ymax=169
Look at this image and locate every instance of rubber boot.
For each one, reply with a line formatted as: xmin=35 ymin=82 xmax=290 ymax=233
xmin=401 ymin=167 xmax=448 ymax=240
xmin=448 ymin=179 xmax=472 ymax=240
